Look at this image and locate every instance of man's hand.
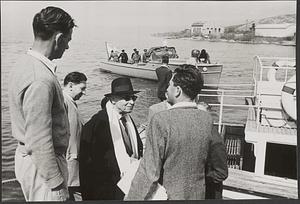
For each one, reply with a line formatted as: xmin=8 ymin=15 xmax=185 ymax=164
xmin=51 ymin=183 xmax=69 ymax=201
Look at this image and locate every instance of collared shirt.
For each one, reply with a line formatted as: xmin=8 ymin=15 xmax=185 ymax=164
xmin=63 ymin=91 xmax=77 ymax=108
xmin=169 ymin=101 xmax=197 ymax=109
xmin=27 ymin=49 xmax=57 ymax=74
xmin=112 ymin=106 xmax=138 ymax=158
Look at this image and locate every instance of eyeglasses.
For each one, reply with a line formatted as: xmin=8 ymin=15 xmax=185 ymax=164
xmin=122 ymin=95 xmax=138 ymax=101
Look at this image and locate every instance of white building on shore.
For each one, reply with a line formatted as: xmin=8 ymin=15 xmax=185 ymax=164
xmin=191 ymin=21 xmax=224 ymax=36
xmin=255 ymin=23 xmax=296 ymax=38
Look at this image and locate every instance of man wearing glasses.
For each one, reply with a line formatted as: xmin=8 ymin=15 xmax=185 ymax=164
xmin=79 ymin=77 xmax=143 ymax=200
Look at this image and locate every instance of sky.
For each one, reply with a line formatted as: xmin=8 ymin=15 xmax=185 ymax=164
xmin=1 ymin=1 xmax=296 ymax=39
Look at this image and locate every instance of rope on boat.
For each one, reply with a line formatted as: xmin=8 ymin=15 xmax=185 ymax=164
xmin=2 ymin=178 xmax=18 ymax=184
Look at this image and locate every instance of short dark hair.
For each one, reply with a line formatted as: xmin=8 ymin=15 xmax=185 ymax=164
xmin=33 ymin=6 xmax=76 ymax=40
xmin=63 ymin=72 xmax=87 ymax=86
xmin=172 ymin=64 xmax=203 ymax=100
xmin=161 ymin=55 xmax=169 ymax=64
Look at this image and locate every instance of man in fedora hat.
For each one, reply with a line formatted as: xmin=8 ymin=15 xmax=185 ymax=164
xmin=79 ymin=77 xmax=143 ymax=200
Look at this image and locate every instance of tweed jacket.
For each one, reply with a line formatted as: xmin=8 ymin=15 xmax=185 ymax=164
xmin=126 ymin=106 xmax=228 ymax=200
xmin=79 ymin=109 xmax=143 ymax=200
xmin=8 ymin=51 xmax=70 ymax=189
xmin=147 ymin=101 xmax=171 ymax=123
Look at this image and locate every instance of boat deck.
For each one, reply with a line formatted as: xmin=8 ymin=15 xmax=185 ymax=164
xmin=223 ymin=168 xmax=298 ymax=199
xmin=244 ymin=96 xmax=297 ymax=176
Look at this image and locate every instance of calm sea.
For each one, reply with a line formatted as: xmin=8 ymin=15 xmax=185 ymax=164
xmin=1 ymin=27 xmax=295 ymax=185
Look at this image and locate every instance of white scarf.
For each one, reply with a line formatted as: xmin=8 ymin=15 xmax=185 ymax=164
xmin=105 ymin=101 xmax=138 ymax=176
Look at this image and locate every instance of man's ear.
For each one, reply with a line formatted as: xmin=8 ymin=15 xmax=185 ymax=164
xmin=55 ymin=32 xmax=63 ymax=42
xmin=175 ymin=86 xmax=181 ymax=98
xmin=67 ymin=82 xmax=73 ymax=89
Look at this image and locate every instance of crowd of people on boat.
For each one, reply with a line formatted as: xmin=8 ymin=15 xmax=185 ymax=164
xmin=108 ymin=48 xmax=151 ymax=64
xmin=8 ymin=6 xmax=228 ymax=202
xmin=109 ymin=46 xmax=211 ymax=66
xmin=186 ymin=49 xmax=211 ymax=65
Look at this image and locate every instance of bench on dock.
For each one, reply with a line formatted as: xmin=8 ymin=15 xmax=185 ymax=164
xmin=223 ymin=168 xmax=298 ymax=199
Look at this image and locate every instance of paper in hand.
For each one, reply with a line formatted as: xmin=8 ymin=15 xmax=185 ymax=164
xmin=117 ymin=159 xmax=140 ymax=194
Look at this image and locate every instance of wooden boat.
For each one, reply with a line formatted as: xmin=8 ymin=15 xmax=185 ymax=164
xmin=100 ymin=42 xmax=223 ymax=88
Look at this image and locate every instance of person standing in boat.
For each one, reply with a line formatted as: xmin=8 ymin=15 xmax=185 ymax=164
xmin=109 ymin=50 xmax=119 ymax=62
xmin=8 ymin=6 xmax=76 ymax=201
xmin=142 ymin=49 xmax=149 ymax=63
xmin=118 ymin=49 xmax=128 ymax=63
xmin=125 ymin=65 xmax=228 ymax=200
xmin=199 ymin=49 xmax=211 ymax=64
xmin=161 ymin=46 xmax=169 ymax=57
xmin=186 ymin=49 xmax=201 ymax=66
xmin=132 ymin=50 xmax=141 ymax=63
xmin=155 ymin=55 xmax=172 ymax=101
xmin=62 ymin=72 xmax=87 ymax=201
xmin=131 ymin=48 xmax=137 ymax=61
xmin=79 ymin=77 xmax=143 ymax=200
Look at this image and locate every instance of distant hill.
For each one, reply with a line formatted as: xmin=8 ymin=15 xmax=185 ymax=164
xmin=152 ymin=29 xmax=191 ymax=38
xmin=153 ymin=14 xmax=296 ymax=37
xmin=226 ymin=14 xmax=296 ymax=32
xmin=257 ymin=14 xmax=296 ymax=24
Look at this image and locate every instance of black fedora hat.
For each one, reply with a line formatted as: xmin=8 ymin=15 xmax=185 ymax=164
xmin=105 ymin=77 xmax=140 ymax=97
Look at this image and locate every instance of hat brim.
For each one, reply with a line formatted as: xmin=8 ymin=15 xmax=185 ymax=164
xmin=104 ymin=90 xmax=140 ymax=97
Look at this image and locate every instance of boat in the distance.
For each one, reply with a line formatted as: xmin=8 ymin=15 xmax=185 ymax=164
xmin=99 ymin=42 xmax=223 ymax=88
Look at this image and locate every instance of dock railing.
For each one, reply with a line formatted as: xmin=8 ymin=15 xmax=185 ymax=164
xmin=198 ymin=84 xmax=256 ymax=134
xmin=252 ymin=56 xmax=296 ymax=127
xmin=198 ymin=84 xmax=256 ymax=170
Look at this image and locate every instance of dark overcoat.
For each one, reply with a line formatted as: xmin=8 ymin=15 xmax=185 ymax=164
xmin=79 ymin=109 xmax=143 ymax=200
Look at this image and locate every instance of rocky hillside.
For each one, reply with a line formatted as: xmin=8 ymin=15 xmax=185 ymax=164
xmin=257 ymin=14 xmax=296 ymax=24
xmin=226 ymin=14 xmax=296 ymax=32
xmin=153 ymin=14 xmax=296 ymax=37
xmin=152 ymin=29 xmax=191 ymax=38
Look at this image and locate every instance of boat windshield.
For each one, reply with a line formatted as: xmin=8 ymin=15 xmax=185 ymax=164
xmin=148 ymin=47 xmax=178 ymax=61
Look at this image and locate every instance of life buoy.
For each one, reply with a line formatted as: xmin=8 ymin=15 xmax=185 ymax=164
xmin=281 ymin=75 xmax=296 ymax=120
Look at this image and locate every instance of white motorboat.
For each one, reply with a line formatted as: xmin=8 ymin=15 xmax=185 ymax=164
xmin=100 ymin=42 xmax=223 ymax=88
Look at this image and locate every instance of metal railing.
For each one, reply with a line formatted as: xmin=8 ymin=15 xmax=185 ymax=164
xmin=253 ymin=56 xmax=296 ymax=127
xmin=198 ymin=85 xmax=256 ymax=134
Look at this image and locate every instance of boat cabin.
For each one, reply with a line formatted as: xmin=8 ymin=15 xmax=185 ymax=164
xmin=147 ymin=46 xmax=179 ymax=61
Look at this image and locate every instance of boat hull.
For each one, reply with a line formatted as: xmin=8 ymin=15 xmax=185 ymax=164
xmin=100 ymin=60 xmax=223 ymax=88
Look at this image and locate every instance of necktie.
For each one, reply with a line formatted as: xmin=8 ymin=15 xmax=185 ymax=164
xmin=119 ymin=116 xmax=133 ymax=156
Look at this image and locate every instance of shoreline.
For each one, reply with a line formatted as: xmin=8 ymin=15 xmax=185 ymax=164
xmin=160 ymin=36 xmax=296 ymax=47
